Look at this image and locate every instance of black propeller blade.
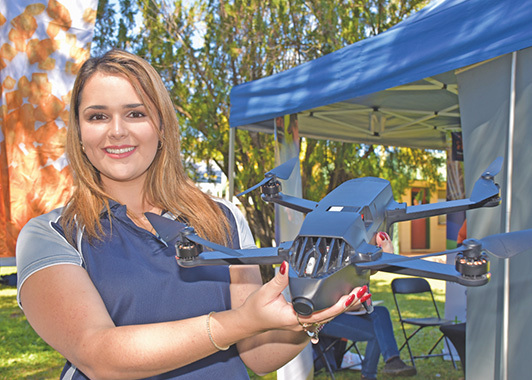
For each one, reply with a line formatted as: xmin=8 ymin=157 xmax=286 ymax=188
xmin=145 ymin=212 xmax=243 ymax=258
xmin=184 ymin=232 xmax=244 ymax=257
xmin=237 ymin=156 xmax=299 ymax=196
xmin=236 ymin=177 xmax=271 ymax=197
xmin=479 ymin=228 xmax=532 ymax=259
xmin=482 ymin=156 xmax=504 ymax=179
xmin=470 ymin=157 xmax=503 ymax=203
xmin=145 ymin=212 xmax=185 ymax=245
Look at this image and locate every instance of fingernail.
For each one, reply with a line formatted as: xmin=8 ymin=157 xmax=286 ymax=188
xmin=360 ymin=293 xmax=372 ymax=303
xmin=345 ymin=294 xmax=355 ymax=308
xmin=280 ymin=261 xmax=287 ymax=275
xmin=356 ymin=285 xmax=368 ymax=299
xmin=378 ymin=232 xmax=388 ymax=240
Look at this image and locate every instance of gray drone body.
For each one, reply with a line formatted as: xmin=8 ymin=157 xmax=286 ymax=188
xmin=286 ymin=177 xmax=390 ymax=315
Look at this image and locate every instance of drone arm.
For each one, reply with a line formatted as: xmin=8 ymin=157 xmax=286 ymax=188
xmin=385 ymin=196 xmax=499 ymax=232
xmin=177 ymin=243 xmax=292 ymax=267
xmin=374 ymin=263 xmax=461 ymax=283
xmin=386 ymin=157 xmax=501 ymax=231
xmin=362 ymin=252 xmax=477 ymax=286
xmin=387 ymin=198 xmax=486 ymax=223
xmin=360 ymin=252 xmax=488 ymax=286
xmin=261 ymin=193 xmax=318 ymax=214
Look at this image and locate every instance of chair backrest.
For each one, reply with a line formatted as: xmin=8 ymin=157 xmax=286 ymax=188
xmin=391 ymin=277 xmax=442 ymax=319
xmin=391 ymin=278 xmax=431 ymax=295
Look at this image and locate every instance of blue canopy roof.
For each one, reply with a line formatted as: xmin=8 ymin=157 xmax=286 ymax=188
xmin=229 ymin=0 xmax=532 ymax=149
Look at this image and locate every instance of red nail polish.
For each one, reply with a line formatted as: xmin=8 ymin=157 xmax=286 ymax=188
xmin=356 ymin=285 xmax=368 ymax=299
xmin=280 ymin=261 xmax=287 ymax=275
xmin=360 ymin=293 xmax=372 ymax=303
xmin=378 ymin=232 xmax=388 ymax=240
xmin=345 ymin=294 xmax=355 ymax=307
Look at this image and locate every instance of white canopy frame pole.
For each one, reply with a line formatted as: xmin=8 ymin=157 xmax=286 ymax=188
xmin=228 ymin=126 xmax=235 ymax=201
xmin=501 ymin=50 xmax=517 ymax=380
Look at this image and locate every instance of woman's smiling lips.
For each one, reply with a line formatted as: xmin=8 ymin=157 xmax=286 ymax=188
xmin=104 ymin=145 xmax=137 ymax=158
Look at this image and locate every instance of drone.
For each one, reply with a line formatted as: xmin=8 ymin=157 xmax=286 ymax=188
xmin=146 ymin=156 xmax=531 ymax=316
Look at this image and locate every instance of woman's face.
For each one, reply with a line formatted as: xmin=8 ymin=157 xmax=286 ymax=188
xmin=78 ymin=72 xmax=160 ymax=192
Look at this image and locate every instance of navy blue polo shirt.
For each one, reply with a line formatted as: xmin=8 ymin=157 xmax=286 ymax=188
xmin=17 ymin=199 xmax=256 ymax=379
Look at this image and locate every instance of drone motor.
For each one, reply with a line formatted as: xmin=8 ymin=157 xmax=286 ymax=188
xmin=455 ymin=252 xmax=489 ymax=276
xmin=455 ymin=238 xmax=490 ymax=285
xmin=175 ymin=227 xmax=203 ymax=260
xmin=261 ymin=179 xmax=281 ymax=197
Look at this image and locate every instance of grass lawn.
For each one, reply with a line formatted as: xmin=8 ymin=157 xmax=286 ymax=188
xmin=1 ymin=266 xmax=463 ymax=379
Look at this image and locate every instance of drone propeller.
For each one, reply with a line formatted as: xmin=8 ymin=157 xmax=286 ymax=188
xmin=482 ymin=156 xmax=504 ymax=179
xmin=478 ymin=228 xmax=532 ymax=259
xmin=145 ymin=212 xmax=185 ymax=245
xmin=145 ymin=212 xmax=243 ymax=258
xmin=183 ymin=232 xmax=244 ymax=257
xmin=470 ymin=157 xmax=503 ymax=203
xmin=237 ymin=156 xmax=299 ymax=196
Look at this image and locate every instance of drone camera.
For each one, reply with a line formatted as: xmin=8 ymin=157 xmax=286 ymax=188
xmin=292 ymin=297 xmax=315 ymax=316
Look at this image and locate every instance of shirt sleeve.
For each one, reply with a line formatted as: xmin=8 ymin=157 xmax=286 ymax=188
xmin=213 ymin=198 xmax=257 ymax=250
xmin=16 ymin=208 xmax=84 ymax=308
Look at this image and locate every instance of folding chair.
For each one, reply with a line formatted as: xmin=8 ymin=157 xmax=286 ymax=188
xmin=313 ymin=336 xmax=363 ymax=379
xmin=440 ymin=322 xmax=466 ymax=373
xmin=391 ymin=277 xmax=457 ymax=369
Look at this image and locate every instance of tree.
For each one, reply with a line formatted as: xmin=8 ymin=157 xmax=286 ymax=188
xmin=92 ymin=0 xmax=436 ymax=249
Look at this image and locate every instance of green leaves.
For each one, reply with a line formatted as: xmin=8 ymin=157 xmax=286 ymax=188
xmin=92 ymin=0 xmax=434 ymax=248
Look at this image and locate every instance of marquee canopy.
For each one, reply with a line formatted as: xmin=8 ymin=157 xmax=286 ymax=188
xmin=229 ymin=0 xmax=532 ymax=150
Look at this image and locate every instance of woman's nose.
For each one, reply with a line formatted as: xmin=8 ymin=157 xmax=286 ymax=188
xmin=109 ymin=117 xmax=128 ymax=138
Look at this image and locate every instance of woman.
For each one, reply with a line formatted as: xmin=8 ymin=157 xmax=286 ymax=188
xmin=16 ymin=49 xmax=371 ymax=379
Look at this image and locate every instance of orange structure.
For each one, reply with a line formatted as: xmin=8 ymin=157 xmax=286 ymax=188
xmin=0 ymin=0 xmax=97 ymax=258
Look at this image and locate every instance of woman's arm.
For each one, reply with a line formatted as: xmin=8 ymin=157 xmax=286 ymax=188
xmin=19 ymin=264 xmax=254 ymax=380
xmin=21 ymin=261 xmax=358 ymax=379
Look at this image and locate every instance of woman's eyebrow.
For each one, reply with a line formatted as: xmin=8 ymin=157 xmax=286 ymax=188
xmin=82 ymin=103 xmax=145 ymax=112
xmin=84 ymin=105 xmax=107 ymax=111
xmin=124 ymin=103 xmax=145 ymax=109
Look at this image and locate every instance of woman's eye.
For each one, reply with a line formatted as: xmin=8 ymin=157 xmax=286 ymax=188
xmin=129 ymin=111 xmax=146 ymax=118
xmin=88 ymin=113 xmax=107 ymax=121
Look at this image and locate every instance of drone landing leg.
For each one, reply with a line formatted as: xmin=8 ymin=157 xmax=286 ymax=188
xmin=362 ymin=299 xmax=374 ymax=314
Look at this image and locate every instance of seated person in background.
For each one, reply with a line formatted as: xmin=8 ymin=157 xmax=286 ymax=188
xmin=321 ymin=232 xmax=416 ymax=380
xmin=322 ymin=305 xmax=416 ymax=379
xmin=458 ymin=219 xmax=467 ymax=245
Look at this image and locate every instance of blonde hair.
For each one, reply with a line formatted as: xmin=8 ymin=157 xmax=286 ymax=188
xmin=62 ymin=49 xmax=229 ymax=244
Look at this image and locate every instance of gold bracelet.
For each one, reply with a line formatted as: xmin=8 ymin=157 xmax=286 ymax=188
xmin=297 ymin=314 xmax=325 ymax=344
xmin=206 ymin=312 xmax=230 ymax=351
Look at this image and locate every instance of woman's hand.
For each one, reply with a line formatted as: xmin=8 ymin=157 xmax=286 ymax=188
xmin=237 ymin=261 xmax=370 ymax=336
xmin=375 ymin=231 xmax=393 ymax=253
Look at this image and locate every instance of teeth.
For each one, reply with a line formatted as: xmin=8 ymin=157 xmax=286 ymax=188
xmin=106 ymin=147 xmax=135 ymax=154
